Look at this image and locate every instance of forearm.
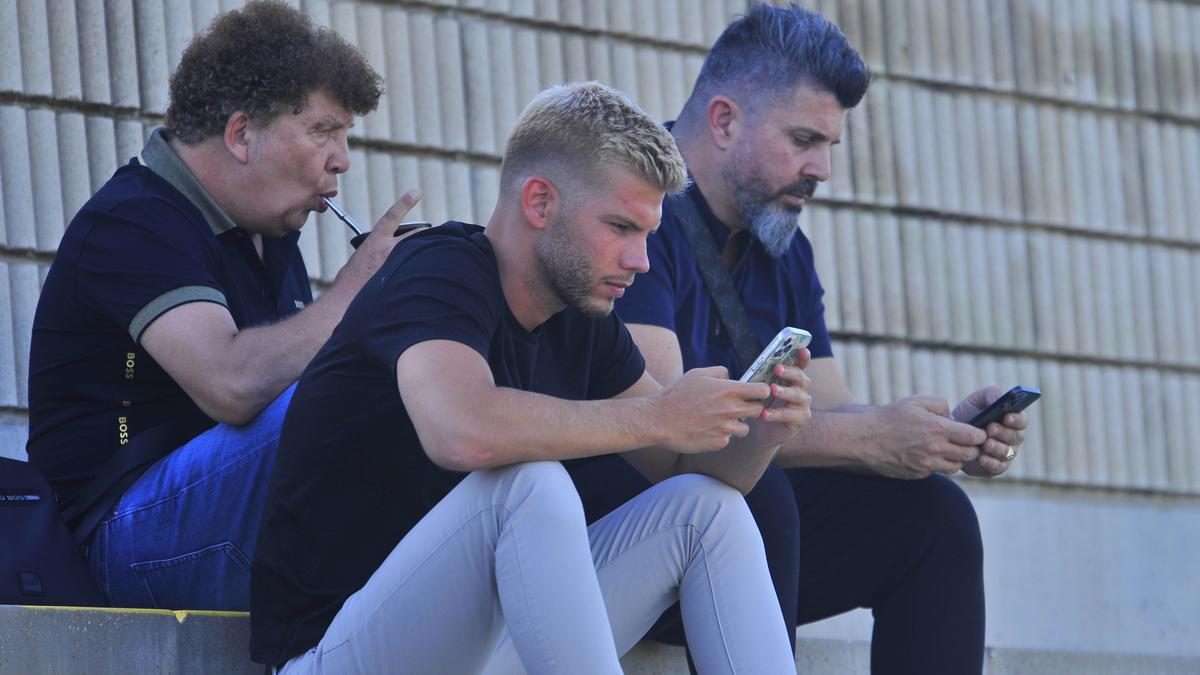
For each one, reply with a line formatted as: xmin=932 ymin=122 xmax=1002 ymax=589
xmin=774 ymin=406 xmax=882 ymax=471
xmin=671 ymin=435 xmax=780 ymax=494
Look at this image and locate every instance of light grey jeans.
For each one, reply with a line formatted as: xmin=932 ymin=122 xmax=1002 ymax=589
xmin=279 ymin=461 xmax=793 ymax=675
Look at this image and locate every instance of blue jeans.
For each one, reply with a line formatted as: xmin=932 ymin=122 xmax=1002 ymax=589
xmin=88 ymin=384 xmax=295 ymax=610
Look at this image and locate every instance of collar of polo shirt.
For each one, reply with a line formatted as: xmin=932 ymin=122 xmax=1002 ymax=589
xmin=137 ymin=127 xmax=239 ymax=236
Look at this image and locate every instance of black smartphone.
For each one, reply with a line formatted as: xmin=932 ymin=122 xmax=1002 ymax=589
xmin=968 ymin=385 xmax=1041 ymax=428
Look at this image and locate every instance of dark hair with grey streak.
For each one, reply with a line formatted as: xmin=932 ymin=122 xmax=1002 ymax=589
xmin=682 ymin=2 xmax=869 ymax=119
xmin=165 ymin=0 xmax=383 ymax=144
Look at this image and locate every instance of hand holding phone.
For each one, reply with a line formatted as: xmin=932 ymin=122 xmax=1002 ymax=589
xmin=739 ymin=327 xmax=813 ymax=386
xmin=967 ymin=385 xmax=1041 ymax=429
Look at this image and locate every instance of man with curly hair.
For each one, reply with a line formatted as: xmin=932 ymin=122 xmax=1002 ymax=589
xmin=26 ymin=0 xmax=415 ymax=611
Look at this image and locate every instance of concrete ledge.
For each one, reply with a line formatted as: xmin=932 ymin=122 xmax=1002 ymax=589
xmin=3 ymin=605 xmax=1199 ymax=674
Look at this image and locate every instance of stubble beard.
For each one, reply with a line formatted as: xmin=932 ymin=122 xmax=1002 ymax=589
xmin=723 ymin=155 xmax=818 ymax=258
xmin=534 ymin=213 xmax=612 ymax=320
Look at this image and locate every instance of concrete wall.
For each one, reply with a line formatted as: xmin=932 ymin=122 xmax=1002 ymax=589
xmin=1 ymin=0 xmax=1198 ymax=661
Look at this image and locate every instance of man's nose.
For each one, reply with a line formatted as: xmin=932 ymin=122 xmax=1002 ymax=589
xmin=328 ymin=134 xmax=351 ymax=174
xmin=803 ymin=147 xmax=832 ymax=182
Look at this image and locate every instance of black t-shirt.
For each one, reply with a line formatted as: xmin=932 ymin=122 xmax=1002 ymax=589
xmin=27 ymin=130 xmax=311 ymax=505
xmin=250 ymin=223 xmax=645 ymax=664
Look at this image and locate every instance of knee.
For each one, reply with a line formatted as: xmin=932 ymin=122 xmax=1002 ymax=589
xmin=656 ymin=473 xmax=757 ymax=534
xmin=490 ymin=461 xmax=585 ymax=528
xmin=913 ymin=476 xmax=982 ymax=563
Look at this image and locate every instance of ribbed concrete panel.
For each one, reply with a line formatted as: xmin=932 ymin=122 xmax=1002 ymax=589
xmin=382 ymin=7 xmax=417 ymax=146
xmin=17 ymin=0 xmax=53 ymax=97
xmin=1110 ymin=0 xmax=1139 ymax=110
xmin=910 ymin=348 xmax=935 ymax=398
xmin=1059 ymin=363 xmax=1090 ymax=483
xmin=1036 ymin=360 xmax=1068 ymax=483
xmin=463 ymin=20 xmax=497 ymax=156
xmin=911 ymin=87 xmax=940 ymax=209
xmin=635 ymin=47 xmax=663 ymax=121
xmin=928 ymin=0 xmax=954 ymax=82
xmin=0 ymin=264 xmax=17 ymax=407
xmin=586 ymin=37 xmax=613 ymax=94
xmin=1058 ymin=110 xmax=1088 ymax=229
xmin=965 ymin=226 xmax=995 ymax=347
xmin=856 ymin=213 xmax=884 ymax=336
xmin=470 ymin=164 xmax=500 ymax=226
xmin=1191 ymin=251 xmax=1200 ymax=361
xmin=1150 ymin=245 xmax=1180 ymax=364
xmin=844 ymin=93 xmax=873 ymax=205
xmin=606 ymin=0 xmax=633 ymax=37
xmin=677 ymin=0 xmax=704 ymax=48
xmin=1005 ymin=229 xmax=1035 ymax=348
xmin=865 ymin=343 xmax=891 ymax=407
xmin=1139 ymin=121 xmax=1169 ymax=239
xmin=1182 ymin=128 xmax=1200 ymax=242
xmin=1088 ymin=239 xmax=1118 ymax=359
xmin=330 ymin=4 xmax=363 ymax=143
xmin=948 ymin=0 xmax=975 ymax=84
xmin=872 ymin=215 xmax=903 ymax=337
xmin=886 ymin=84 xmax=918 ymax=208
xmin=1009 ymin=0 xmax=1036 ymax=95
xmin=393 ymin=155 xmax=421 ymax=223
xmin=0 ymin=2 xmax=21 ymax=93
xmin=1071 ymin=0 xmax=1098 ymax=104
xmin=863 ymin=83 xmax=895 ymax=207
xmin=115 ymin=119 xmax=146 ymax=167
xmin=840 ymin=340 xmax=870 ymax=408
xmin=610 ymin=41 xmax=639 ymax=109
xmin=932 ymin=350 xmax=957 ymax=408
xmin=1117 ymin=118 xmax=1147 ymax=233
xmin=1077 ymin=112 xmax=1107 ymax=231
xmin=163 ymin=1 xmax=194 ymax=80
xmin=419 ymin=157 xmax=449 ymax=228
xmin=134 ymin=0 xmax=170 ymax=116
xmin=632 ymin=0 xmax=657 ymax=41
xmin=899 ymin=217 xmax=930 ymax=340
xmin=985 ymin=228 xmax=1015 ymax=349
xmin=1048 ymin=232 xmax=1078 ymax=354
xmin=943 ymin=223 xmax=972 ymax=345
xmin=76 ymin=0 xmax=112 ymax=104
xmin=28 ymin=109 xmax=66 ymax=253
xmin=1120 ymin=366 xmax=1150 ymax=488
xmin=1096 ymin=115 xmax=1125 ymax=233
xmin=47 ymin=0 xmax=83 ymax=101
xmin=1128 ymin=245 xmax=1157 ymax=363
xmin=487 ymin=24 xmax=518 ymax=150
xmin=1050 ymin=0 xmax=1076 ymax=102
xmin=106 ymin=0 xmax=140 ymax=109
xmin=806 ymin=207 xmax=839 ymax=332
xmin=354 ymin=5 xmax=390 ymax=143
xmin=562 ymin=34 xmax=588 ymax=84
xmin=1142 ymin=368 xmax=1170 ymax=491
xmin=1150 ymin=0 xmax=1178 ymax=113
xmin=990 ymin=100 xmax=1021 ymax=222
xmin=1069 ymin=236 xmax=1098 ymax=356
xmin=833 ymin=210 xmax=863 ymax=333
xmin=302 ymin=0 xmax=332 ymax=29
xmin=559 ymin=0 xmax=583 ymax=29
xmin=888 ymin=344 xmax=914 ymax=401
xmin=436 ymin=18 xmax=468 ymax=152
xmin=1107 ymin=242 xmax=1137 ymax=360
xmin=445 ymin=160 xmax=473 ymax=225
xmin=1161 ymin=373 xmax=1189 ymax=492
xmin=1169 ymin=250 xmax=1196 ymax=365
xmin=1161 ymin=123 xmax=1189 ymax=241
xmin=905 ymin=0 xmax=933 ymax=79
xmin=1079 ymin=365 xmax=1109 ymax=485
xmin=881 ymin=0 xmax=911 ymax=76
xmin=924 ymin=220 xmax=953 ymax=343
xmin=409 ymin=12 xmax=444 ymax=148
xmin=1094 ymin=363 xmax=1125 ymax=484
xmin=1025 ymin=231 xmax=1056 ymax=353
xmin=0 ymin=106 xmax=36 ymax=251
xmin=84 ymin=116 xmax=118 ymax=192
xmin=1036 ymin=105 xmax=1067 ymax=226
xmin=1016 ymin=357 xmax=1045 ymax=478
xmin=986 ymin=0 xmax=1015 ymax=90
xmin=1092 ymin=0 xmax=1119 ymax=107
xmin=190 ymin=0 xmax=221 ymax=33
xmin=9 ymin=263 xmax=39 ymax=407
xmin=513 ymin=28 xmax=541 ymax=118
xmin=660 ymin=51 xmax=688 ymax=120
xmin=365 ymin=151 xmax=396 ymax=224
xmin=1130 ymin=0 xmax=1159 ymax=111
xmin=856 ymin=0 xmax=884 ymax=75
xmin=1182 ymin=3 xmax=1200 ymax=118
xmin=1030 ymin=0 xmax=1057 ymax=98
xmin=1186 ymin=377 xmax=1200 ymax=491
xmin=581 ymin=0 xmax=607 ymax=32
xmin=953 ymin=94 xmax=981 ymax=217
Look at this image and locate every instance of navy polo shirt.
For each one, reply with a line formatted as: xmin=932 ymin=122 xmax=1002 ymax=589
xmin=27 ymin=128 xmax=312 ymax=506
xmin=250 ymin=222 xmax=645 ymax=664
xmin=615 ymin=181 xmax=832 ymax=376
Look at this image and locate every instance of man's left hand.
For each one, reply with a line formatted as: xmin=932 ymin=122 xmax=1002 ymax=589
xmin=952 ymin=386 xmax=1029 ymax=477
xmin=745 ymin=348 xmax=813 ymax=449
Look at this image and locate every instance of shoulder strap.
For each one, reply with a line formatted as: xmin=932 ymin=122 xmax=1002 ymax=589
xmin=666 ymin=192 xmax=762 ymax=373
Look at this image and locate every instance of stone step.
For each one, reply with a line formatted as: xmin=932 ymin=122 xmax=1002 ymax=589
xmin=2 ymin=605 xmax=1198 ymax=674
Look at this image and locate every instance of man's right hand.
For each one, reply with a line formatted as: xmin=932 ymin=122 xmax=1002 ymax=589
xmin=652 ymin=366 xmax=772 ymax=454
xmin=863 ymin=396 xmax=988 ymax=479
xmin=333 ymin=190 xmax=422 ymax=291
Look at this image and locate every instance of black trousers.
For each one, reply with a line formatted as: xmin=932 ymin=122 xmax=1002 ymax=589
xmin=569 ymin=458 xmax=985 ymax=675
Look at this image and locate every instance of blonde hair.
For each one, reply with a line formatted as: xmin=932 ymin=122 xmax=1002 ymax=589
xmin=500 ymin=82 xmax=687 ymax=199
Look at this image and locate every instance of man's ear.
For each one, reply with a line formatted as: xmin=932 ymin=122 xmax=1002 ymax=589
xmin=520 ymin=176 xmax=558 ymax=230
xmin=223 ymin=111 xmax=253 ymax=164
xmin=707 ymin=95 xmax=742 ymax=151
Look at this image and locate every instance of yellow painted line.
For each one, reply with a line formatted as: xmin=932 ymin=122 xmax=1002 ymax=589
xmin=15 ymin=605 xmax=249 ymax=623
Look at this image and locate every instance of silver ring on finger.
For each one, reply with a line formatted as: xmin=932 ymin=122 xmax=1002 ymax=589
xmin=1003 ymin=445 xmax=1016 ymax=462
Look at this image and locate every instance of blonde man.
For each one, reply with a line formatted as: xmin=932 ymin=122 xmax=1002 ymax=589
xmin=250 ymin=82 xmax=810 ymax=674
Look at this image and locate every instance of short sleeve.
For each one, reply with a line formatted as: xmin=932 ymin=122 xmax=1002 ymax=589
xmin=74 ymin=197 xmax=226 ymax=343
xmin=359 ymin=236 xmax=503 ymax=372
xmin=586 ymin=313 xmax=646 ymax=400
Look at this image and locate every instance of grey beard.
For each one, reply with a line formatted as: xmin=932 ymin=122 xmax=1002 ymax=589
xmin=748 ymin=207 xmax=801 ymax=258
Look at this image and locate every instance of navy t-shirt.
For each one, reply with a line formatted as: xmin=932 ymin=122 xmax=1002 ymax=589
xmin=27 ymin=130 xmax=311 ymax=506
xmin=250 ymin=223 xmax=645 ymax=665
xmin=615 ymin=182 xmax=832 ymax=376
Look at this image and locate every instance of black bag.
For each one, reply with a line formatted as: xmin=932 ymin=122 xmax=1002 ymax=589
xmin=0 ymin=457 xmax=103 ymax=606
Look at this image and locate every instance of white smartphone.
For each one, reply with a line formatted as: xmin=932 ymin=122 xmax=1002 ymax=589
xmin=739 ymin=327 xmax=813 ymax=386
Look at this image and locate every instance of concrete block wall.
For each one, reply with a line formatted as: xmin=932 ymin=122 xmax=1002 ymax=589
xmin=1 ymin=0 xmax=1199 ymax=664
